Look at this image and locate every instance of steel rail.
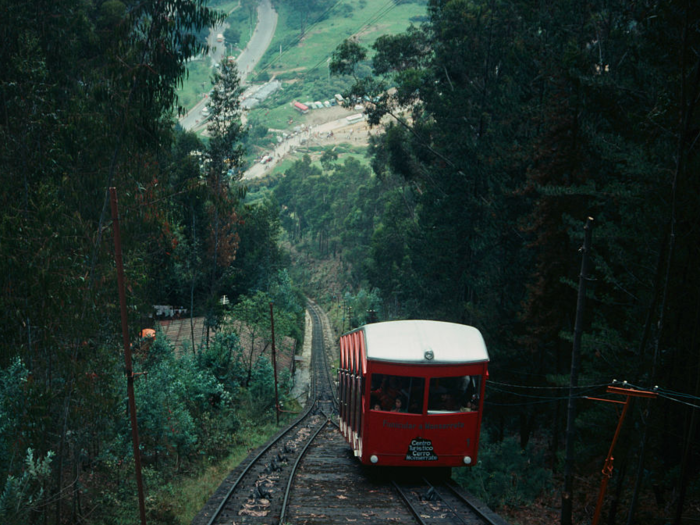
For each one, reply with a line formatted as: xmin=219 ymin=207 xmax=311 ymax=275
xmin=278 ymin=417 xmax=331 ymax=524
xmin=204 ymin=401 xmax=316 ymax=525
xmin=391 ymin=480 xmax=430 ymax=525
xmin=306 ymin=300 xmax=339 ymax=409
xmin=419 ymin=477 xmax=470 ymax=525
xmin=443 ymin=479 xmax=511 ymax=525
xmin=205 ymin=301 xmax=329 ymax=525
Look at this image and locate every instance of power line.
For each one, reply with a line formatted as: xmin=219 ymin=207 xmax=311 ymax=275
xmin=255 ymin=0 xmax=353 ymax=76
xmin=488 ymin=379 xmax=610 ymax=391
xmin=486 ymin=383 xmax=603 ymax=401
xmin=306 ymin=0 xmax=400 ymax=75
xmin=657 ymin=393 xmax=700 ymax=410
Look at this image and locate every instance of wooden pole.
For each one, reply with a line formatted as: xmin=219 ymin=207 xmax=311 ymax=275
xmin=561 ymin=217 xmax=593 ymax=525
xmin=269 ymin=302 xmax=280 ymax=425
xmin=110 ymin=187 xmax=148 ymax=525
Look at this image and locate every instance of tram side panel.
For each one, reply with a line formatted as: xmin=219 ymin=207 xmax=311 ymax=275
xmin=339 ymin=339 xmax=346 ymax=435
xmin=338 ymin=331 xmax=362 ymax=458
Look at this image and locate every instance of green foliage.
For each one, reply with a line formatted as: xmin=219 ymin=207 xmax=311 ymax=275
xmin=247 ymin=357 xmax=278 ymax=413
xmin=0 ymin=449 xmax=54 ymax=525
xmin=342 ymin=289 xmax=383 ymax=330
xmin=329 ymin=39 xmax=368 ymax=77
xmin=0 ymin=358 xmax=29 ymax=479
xmin=224 ymin=26 xmax=241 ymax=47
xmin=453 ymin=433 xmax=552 ymax=509
xmin=132 ymin=332 xmax=240 ymax=471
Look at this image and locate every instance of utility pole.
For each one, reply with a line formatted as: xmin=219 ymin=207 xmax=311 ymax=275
xmin=586 ymin=383 xmax=658 ymax=525
xmin=269 ymin=301 xmax=280 ymax=425
xmin=110 ymin=188 xmax=147 ymax=525
xmin=561 ymin=217 xmax=594 ymax=525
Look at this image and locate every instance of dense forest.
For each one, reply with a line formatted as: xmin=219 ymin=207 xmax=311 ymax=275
xmin=273 ymin=0 xmax=700 ymax=523
xmin=2 ymin=0 xmax=700 ymax=524
xmin=0 ymin=0 xmax=305 ymax=523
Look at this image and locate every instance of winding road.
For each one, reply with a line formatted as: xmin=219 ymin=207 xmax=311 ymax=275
xmin=179 ymin=0 xmax=277 ymax=131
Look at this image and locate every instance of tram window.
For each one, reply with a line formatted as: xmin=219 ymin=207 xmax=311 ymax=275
xmin=428 ymin=375 xmax=481 ymax=413
xmin=369 ymin=374 xmax=425 ymax=414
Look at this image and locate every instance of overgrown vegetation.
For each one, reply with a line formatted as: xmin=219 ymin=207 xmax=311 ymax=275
xmin=0 ymin=0 xmax=305 ymax=522
xmin=453 ymin=433 xmax=553 ymax=509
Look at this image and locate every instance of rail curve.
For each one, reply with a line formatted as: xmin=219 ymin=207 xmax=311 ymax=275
xmin=192 ymin=300 xmax=508 ymax=525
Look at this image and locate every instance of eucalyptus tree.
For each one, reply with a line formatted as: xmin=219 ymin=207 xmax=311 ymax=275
xmin=203 ymin=58 xmax=247 ymax=340
xmin=0 ymin=0 xmax=226 ymax=521
xmin=330 ymin=1 xmax=700 ymax=523
xmin=330 ymin=3 xmax=533 ymax=326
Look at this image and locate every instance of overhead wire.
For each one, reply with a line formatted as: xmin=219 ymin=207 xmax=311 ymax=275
xmin=487 ymin=379 xmax=610 ymax=390
xmin=254 ymin=0 xmax=354 ymax=76
xmin=485 ymin=378 xmax=700 ymax=411
xmin=484 ymin=380 xmax=602 ymax=407
xmin=305 ymin=0 xmax=401 ymax=75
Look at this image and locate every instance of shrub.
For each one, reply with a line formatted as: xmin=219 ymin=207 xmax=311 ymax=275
xmin=453 ymin=432 xmax=552 ymax=508
xmin=0 ymin=449 xmax=54 ymax=525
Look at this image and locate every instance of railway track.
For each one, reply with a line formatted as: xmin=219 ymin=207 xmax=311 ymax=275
xmin=193 ymin=300 xmax=508 ymax=525
xmin=193 ymin=299 xmax=338 ymax=525
xmin=392 ymin=478 xmax=510 ymax=525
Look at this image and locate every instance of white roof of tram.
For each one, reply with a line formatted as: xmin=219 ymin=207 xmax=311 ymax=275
xmin=360 ymin=320 xmax=489 ymax=364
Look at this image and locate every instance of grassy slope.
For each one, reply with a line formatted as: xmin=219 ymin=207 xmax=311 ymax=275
xmin=164 ymin=413 xmax=300 ymax=524
xmin=263 ymin=0 xmax=427 ymax=74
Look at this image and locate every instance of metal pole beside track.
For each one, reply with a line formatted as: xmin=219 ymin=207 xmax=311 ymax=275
xmin=562 ymin=217 xmax=593 ymax=525
xmin=589 ymin=385 xmax=658 ymax=525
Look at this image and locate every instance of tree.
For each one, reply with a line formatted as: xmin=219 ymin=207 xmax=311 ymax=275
xmin=230 ymin=291 xmax=274 ymax=387
xmin=203 ymin=58 xmax=247 ymax=340
xmin=0 ymin=0 xmax=224 ymax=521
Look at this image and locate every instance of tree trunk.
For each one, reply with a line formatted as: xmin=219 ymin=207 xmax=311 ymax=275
xmin=190 ymin=208 xmax=197 ymax=354
xmin=673 ymin=292 xmax=700 ymax=525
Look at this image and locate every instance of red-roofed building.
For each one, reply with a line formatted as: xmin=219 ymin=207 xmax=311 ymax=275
xmin=293 ymin=101 xmax=309 ymax=114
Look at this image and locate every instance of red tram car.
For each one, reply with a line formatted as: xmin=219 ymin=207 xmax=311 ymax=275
xmin=338 ymin=320 xmax=489 ymax=468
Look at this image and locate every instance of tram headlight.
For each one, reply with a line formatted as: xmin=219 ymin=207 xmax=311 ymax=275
xmin=463 ymin=456 xmax=472 ymax=465
xmin=370 ymin=455 xmax=379 ymax=464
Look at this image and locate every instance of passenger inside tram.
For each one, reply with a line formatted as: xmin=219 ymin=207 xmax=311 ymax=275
xmin=370 ymin=374 xmax=424 ymax=414
xmin=428 ymin=376 xmax=481 ymax=413
xmin=369 ymin=373 xmax=481 ymax=413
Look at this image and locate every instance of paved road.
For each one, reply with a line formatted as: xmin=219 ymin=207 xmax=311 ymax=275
xmin=179 ymin=0 xmax=277 ymax=131
xmin=243 ymin=112 xmax=371 ymax=180
xmin=236 ymin=0 xmax=277 ymax=84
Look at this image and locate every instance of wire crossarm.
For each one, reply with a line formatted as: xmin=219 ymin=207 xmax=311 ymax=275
xmin=590 ymin=384 xmax=658 ymax=525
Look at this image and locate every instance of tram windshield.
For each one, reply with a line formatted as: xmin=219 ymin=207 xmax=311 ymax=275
xmin=369 ymin=374 xmax=425 ymax=414
xmin=427 ymin=375 xmax=481 ymax=413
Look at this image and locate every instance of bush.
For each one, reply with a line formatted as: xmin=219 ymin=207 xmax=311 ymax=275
xmin=247 ymin=357 xmax=277 ymax=414
xmin=0 ymin=449 xmax=54 ymax=525
xmin=453 ymin=432 xmax=552 ymax=509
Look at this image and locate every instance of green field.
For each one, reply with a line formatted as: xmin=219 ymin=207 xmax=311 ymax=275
xmin=178 ymin=0 xmax=428 ymax=113
xmin=259 ymin=0 xmax=427 ymax=78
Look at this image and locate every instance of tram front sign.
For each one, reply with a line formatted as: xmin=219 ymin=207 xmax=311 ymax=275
xmin=405 ymin=437 xmax=438 ymax=461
